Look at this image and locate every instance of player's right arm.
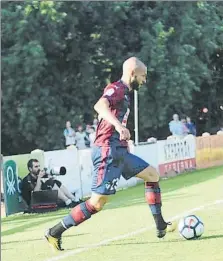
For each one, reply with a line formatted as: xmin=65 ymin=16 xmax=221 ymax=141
xmin=94 ymin=86 xmax=130 ymax=141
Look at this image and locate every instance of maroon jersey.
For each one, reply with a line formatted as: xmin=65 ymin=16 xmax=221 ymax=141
xmin=94 ymin=80 xmax=130 ymax=147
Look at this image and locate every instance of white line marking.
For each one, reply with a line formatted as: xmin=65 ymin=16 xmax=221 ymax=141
xmin=44 ymin=199 xmax=223 ymax=261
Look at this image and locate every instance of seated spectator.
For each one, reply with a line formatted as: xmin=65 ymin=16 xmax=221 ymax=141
xmin=64 ymin=121 xmax=76 ymax=148
xmin=185 ymin=117 xmax=196 ymax=136
xmin=21 ymin=159 xmax=79 ymax=209
xmin=169 ymin=114 xmax=184 ymax=136
xmin=75 ymin=125 xmax=90 ymax=149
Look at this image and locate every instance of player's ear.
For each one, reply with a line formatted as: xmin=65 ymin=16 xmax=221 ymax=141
xmin=130 ymin=70 xmax=136 ymax=82
xmin=131 ymin=69 xmax=136 ymax=77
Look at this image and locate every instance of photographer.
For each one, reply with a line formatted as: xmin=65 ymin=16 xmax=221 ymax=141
xmin=21 ymin=159 xmax=79 ymax=209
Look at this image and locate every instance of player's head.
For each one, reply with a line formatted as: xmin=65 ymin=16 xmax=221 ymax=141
xmin=122 ymin=57 xmax=147 ymax=91
xmin=27 ymin=159 xmax=40 ymax=176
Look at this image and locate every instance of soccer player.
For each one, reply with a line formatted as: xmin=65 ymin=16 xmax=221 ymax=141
xmin=45 ymin=57 xmax=176 ymax=251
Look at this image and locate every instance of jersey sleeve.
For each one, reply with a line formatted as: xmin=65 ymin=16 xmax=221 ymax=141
xmin=102 ymin=84 xmax=124 ymax=108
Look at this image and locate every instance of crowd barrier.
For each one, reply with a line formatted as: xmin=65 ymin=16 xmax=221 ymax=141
xmin=196 ymin=135 xmax=223 ymax=169
xmin=2 ymin=134 xmax=223 ymax=216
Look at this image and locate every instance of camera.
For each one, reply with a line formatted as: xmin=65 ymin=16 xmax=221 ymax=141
xmin=44 ymin=166 xmax=66 ymax=176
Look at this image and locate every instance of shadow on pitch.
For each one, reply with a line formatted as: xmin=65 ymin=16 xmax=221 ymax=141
xmin=160 ymin=234 xmax=223 ymax=242
xmin=101 ymin=234 xmax=223 ymax=247
xmin=197 ymin=234 xmax=223 ymax=241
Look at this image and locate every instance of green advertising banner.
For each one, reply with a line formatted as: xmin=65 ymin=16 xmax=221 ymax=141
xmin=2 ymin=152 xmax=45 ymax=216
xmin=3 ymin=160 xmax=25 ymax=216
xmin=3 ymin=153 xmax=31 ymax=179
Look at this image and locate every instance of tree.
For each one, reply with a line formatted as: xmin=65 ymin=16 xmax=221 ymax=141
xmin=2 ymin=1 xmax=223 ymax=155
xmin=136 ymin=1 xmax=223 ymax=139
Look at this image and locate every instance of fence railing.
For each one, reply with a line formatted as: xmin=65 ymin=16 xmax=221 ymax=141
xmin=2 ymin=134 xmax=223 ymax=216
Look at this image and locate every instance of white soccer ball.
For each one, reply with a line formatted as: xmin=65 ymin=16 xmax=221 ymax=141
xmin=178 ymin=215 xmax=204 ymax=240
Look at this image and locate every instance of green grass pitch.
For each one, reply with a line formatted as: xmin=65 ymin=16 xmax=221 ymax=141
xmin=2 ymin=166 xmax=223 ymax=261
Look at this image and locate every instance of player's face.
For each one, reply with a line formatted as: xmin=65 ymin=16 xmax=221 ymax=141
xmin=130 ymin=68 xmax=147 ymax=91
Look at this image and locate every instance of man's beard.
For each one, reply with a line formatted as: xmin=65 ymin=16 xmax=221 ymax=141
xmin=32 ymin=169 xmax=40 ymax=178
xmin=130 ymin=77 xmax=140 ymax=91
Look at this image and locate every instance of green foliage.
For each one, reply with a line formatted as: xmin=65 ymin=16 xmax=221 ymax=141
xmin=1 ymin=1 xmax=223 ymax=155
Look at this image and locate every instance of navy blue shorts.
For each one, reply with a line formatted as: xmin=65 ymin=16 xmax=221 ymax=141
xmin=91 ymin=145 xmax=149 ymax=195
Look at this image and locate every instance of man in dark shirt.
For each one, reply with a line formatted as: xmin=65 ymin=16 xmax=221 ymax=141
xmin=21 ymin=159 xmax=45 ymax=207
xmin=45 ymin=57 xmax=176 ymax=251
xmin=21 ymin=159 xmax=78 ymax=209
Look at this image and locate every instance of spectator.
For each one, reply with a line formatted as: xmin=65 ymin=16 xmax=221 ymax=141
xmin=75 ymin=125 xmax=90 ymax=149
xmin=181 ymin=118 xmax=190 ymax=136
xmin=85 ymin=124 xmax=92 ymax=135
xmin=186 ymin=117 xmax=196 ymax=136
xmin=217 ymin=130 xmax=223 ymax=135
xmin=63 ymin=121 xmax=76 ymax=148
xmin=202 ymin=132 xmax=210 ymax=137
xmin=147 ymin=137 xmax=157 ymax=143
xmin=88 ymin=126 xmax=96 ymax=147
xmin=93 ymin=118 xmax=99 ymax=130
xmin=169 ymin=114 xmax=184 ymax=136
xmin=21 ymin=159 xmax=78 ymax=209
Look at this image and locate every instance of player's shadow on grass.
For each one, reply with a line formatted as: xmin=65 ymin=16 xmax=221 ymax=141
xmin=161 ymin=234 xmax=223 ymax=243
xmin=151 ymin=234 xmax=223 ymax=243
xmin=197 ymin=234 xmax=223 ymax=240
xmin=103 ymin=234 xmax=223 ymax=247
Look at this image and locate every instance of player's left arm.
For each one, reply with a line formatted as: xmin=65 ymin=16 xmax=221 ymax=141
xmin=94 ymin=85 xmax=130 ymax=140
xmin=94 ymin=97 xmax=123 ymax=129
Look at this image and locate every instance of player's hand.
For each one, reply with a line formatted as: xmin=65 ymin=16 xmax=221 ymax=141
xmin=115 ymin=124 xmax=131 ymax=141
xmin=38 ymin=170 xmax=46 ymax=179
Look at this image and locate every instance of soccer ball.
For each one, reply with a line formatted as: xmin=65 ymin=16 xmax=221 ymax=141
xmin=178 ymin=215 xmax=204 ymax=240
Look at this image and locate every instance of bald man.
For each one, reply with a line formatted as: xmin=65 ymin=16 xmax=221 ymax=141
xmin=45 ymin=57 xmax=176 ymax=251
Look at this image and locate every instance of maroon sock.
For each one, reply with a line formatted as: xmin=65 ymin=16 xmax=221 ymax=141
xmin=145 ymin=182 xmax=166 ymax=229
